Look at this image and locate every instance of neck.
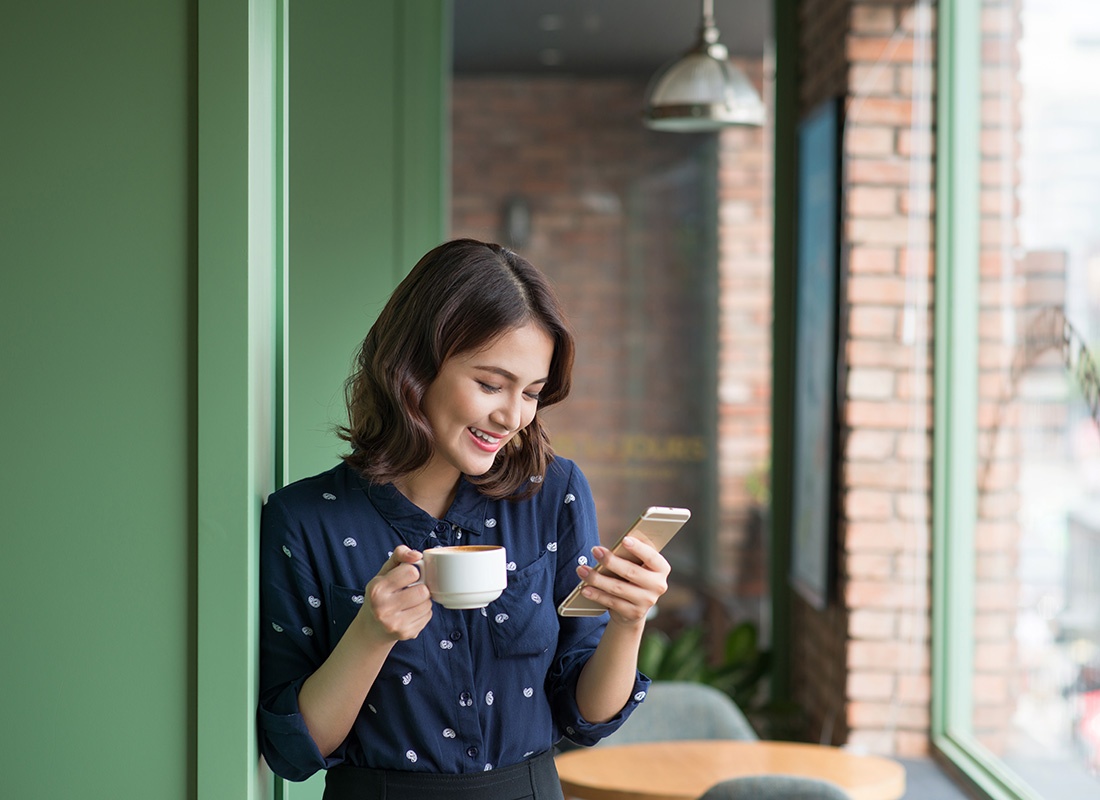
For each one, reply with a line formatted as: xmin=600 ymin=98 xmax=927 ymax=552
xmin=393 ymin=461 xmax=461 ymax=519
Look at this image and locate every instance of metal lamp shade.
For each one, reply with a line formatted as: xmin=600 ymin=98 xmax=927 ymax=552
xmin=643 ymin=42 xmax=765 ymax=132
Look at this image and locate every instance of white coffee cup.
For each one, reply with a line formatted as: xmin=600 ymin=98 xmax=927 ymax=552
xmin=413 ymin=545 xmax=507 ymax=609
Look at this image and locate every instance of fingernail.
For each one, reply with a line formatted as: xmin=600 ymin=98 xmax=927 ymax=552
xmin=623 ymin=536 xmax=636 ymax=547
xmin=577 ymin=565 xmax=591 ymax=578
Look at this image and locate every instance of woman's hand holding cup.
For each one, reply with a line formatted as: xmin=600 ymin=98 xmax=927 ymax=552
xmin=357 ymin=545 xmax=433 ymax=644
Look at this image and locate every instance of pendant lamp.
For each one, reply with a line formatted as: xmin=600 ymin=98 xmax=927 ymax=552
xmin=642 ymin=0 xmax=766 ymax=131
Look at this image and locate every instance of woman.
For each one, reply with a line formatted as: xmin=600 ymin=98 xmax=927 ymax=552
xmin=258 ymin=239 xmax=670 ymax=799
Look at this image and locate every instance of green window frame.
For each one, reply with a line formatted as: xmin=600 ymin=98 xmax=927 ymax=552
xmin=932 ymin=3 xmax=1042 ymax=798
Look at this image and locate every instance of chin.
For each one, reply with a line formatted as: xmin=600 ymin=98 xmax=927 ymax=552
xmin=461 ymin=454 xmax=500 ymax=478
xmin=466 ymin=461 xmax=497 ymax=478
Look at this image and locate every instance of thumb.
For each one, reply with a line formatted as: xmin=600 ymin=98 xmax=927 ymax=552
xmin=377 ymin=544 xmax=422 ymax=576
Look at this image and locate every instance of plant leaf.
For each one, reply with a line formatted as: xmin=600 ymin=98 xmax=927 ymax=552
xmin=637 ymin=630 xmax=670 ymax=676
xmin=724 ymin=621 xmax=758 ymax=664
xmin=658 ymin=625 xmax=706 ymax=681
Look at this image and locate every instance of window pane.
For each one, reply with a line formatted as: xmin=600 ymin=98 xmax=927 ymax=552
xmin=971 ymin=0 xmax=1100 ymax=791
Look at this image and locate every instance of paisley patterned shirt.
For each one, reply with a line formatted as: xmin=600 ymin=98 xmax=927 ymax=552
xmin=258 ymin=457 xmax=649 ymax=781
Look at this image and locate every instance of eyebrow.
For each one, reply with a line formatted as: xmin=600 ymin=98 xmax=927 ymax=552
xmin=473 ymin=365 xmax=550 ymax=385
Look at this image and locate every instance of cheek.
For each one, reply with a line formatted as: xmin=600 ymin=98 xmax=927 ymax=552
xmin=520 ymin=405 xmax=539 ymax=431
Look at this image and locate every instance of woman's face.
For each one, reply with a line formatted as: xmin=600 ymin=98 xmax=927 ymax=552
xmin=421 ymin=322 xmax=555 ymax=479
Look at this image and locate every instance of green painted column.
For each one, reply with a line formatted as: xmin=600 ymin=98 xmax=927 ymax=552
xmin=197 ymin=0 xmax=284 ymax=797
xmin=1 ymin=2 xmax=194 ymax=796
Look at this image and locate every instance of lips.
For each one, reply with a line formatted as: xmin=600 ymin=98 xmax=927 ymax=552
xmin=468 ymin=427 xmax=503 ymax=452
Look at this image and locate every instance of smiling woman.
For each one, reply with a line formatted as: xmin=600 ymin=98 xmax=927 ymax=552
xmin=257 ymin=239 xmax=674 ymax=800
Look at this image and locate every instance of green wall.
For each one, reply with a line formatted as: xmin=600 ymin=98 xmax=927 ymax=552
xmin=1 ymin=1 xmax=446 ymax=797
xmin=1 ymin=2 xmax=195 ymax=797
xmin=288 ymin=0 xmax=448 ymax=481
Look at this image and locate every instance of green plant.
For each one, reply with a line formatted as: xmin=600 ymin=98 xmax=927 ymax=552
xmin=637 ymin=620 xmax=771 ymax=711
xmin=745 ymin=457 xmax=771 ymax=507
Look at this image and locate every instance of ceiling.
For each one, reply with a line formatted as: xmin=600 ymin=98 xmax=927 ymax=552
xmin=452 ymin=0 xmax=771 ymax=77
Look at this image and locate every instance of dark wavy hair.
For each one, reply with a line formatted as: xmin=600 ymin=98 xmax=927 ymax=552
xmin=338 ymin=239 xmax=575 ymax=500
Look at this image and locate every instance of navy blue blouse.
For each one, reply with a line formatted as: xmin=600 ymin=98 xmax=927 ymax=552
xmin=257 ymin=456 xmax=649 ymax=782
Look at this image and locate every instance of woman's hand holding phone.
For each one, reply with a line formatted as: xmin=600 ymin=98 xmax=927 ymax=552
xmin=575 ymin=534 xmax=671 ymax=626
xmin=557 ymin=506 xmax=690 ymax=619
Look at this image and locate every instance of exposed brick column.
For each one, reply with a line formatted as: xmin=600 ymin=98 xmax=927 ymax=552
xmin=789 ymin=0 xmax=941 ymax=755
xmin=840 ymin=0 xmax=939 ymax=757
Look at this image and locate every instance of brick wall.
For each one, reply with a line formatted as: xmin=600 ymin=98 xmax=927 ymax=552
xmin=791 ymin=0 xmax=942 ymax=755
xmin=843 ymin=0 xmax=941 ymax=756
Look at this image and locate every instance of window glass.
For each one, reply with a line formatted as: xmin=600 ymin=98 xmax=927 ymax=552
xmin=967 ymin=0 xmax=1100 ymax=791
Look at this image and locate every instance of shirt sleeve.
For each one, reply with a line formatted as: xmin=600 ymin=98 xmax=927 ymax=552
xmin=544 ymin=463 xmax=651 ymax=747
xmin=257 ymin=492 xmax=344 ymax=781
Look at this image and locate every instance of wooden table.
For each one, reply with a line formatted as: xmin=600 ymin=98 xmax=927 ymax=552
xmin=555 ymin=740 xmax=906 ymax=800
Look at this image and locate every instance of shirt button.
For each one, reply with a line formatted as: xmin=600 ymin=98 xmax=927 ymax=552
xmin=449 ymin=630 xmax=463 ymax=642
xmin=466 ymin=746 xmax=479 ymax=758
xmin=434 ymin=521 xmax=448 ymax=534
xmin=460 ymin=691 xmax=473 ymax=704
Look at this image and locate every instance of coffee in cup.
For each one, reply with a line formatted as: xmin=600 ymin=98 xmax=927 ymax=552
xmin=413 ymin=545 xmax=507 ymax=609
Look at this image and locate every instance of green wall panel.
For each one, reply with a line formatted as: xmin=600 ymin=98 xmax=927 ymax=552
xmin=287 ymin=0 xmax=447 ymax=483
xmin=0 ymin=2 xmax=194 ymax=796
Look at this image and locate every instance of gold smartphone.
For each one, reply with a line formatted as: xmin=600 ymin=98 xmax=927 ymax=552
xmin=556 ymin=506 xmax=691 ymax=617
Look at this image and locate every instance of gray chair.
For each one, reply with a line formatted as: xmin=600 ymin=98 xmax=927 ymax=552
xmin=596 ymin=680 xmax=758 ymax=745
xmin=697 ymin=775 xmax=852 ymax=800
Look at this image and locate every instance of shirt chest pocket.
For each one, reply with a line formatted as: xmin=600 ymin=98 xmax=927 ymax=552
xmin=327 ymin=583 xmax=369 ymax=642
xmin=327 ymin=583 xmax=426 ymax=673
xmin=486 ymin=550 xmax=559 ymax=659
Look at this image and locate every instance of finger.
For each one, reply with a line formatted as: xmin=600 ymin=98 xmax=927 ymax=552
xmin=366 ymin=578 xmax=431 ymax=624
xmin=388 ymin=562 xmax=426 ymax=589
xmin=592 ymin=543 xmax=670 ymax=588
xmin=613 ymin=536 xmax=672 ymax=574
xmin=578 ymin=582 xmax=651 ymax=623
xmin=578 ymin=565 xmax=662 ymax=606
xmin=375 ymin=545 xmax=423 ymax=578
xmin=391 ymin=603 xmax=434 ymax=641
xmin=370 ymin=568 xmax=430 ymax=606
xmin=365 ymin=590 xmax=433 ymax=640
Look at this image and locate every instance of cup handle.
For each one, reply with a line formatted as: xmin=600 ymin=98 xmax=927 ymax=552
xmin=409 ymin=558 xmax=425 ymax=587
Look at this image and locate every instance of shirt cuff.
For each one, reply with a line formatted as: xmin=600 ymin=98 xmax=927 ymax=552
xmin=558 ymin=670 xmax=652 ymax=747
xmin=258 ymin=679 xmax=335 ymax=782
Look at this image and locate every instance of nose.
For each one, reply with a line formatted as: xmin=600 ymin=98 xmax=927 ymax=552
xmin=491 ymin=392 xmax=524 ymax=433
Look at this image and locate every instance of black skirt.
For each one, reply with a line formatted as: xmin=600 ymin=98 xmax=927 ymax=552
xmin=322 ymin=750 xmax=565 ymax=800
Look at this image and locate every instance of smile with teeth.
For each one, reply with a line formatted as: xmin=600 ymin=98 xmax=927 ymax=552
xmin=469 ymin=427 xmax=503 ymax=448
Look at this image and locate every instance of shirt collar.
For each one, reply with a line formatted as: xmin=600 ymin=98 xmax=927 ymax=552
xmin=361 ymin=473 xmax=490 ymax=549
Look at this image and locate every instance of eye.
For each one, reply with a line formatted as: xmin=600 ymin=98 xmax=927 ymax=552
xmin=524 ymin=391 xmax=542 ymax=402
xmin=477 ymin=381 xmax=502 ymax=394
